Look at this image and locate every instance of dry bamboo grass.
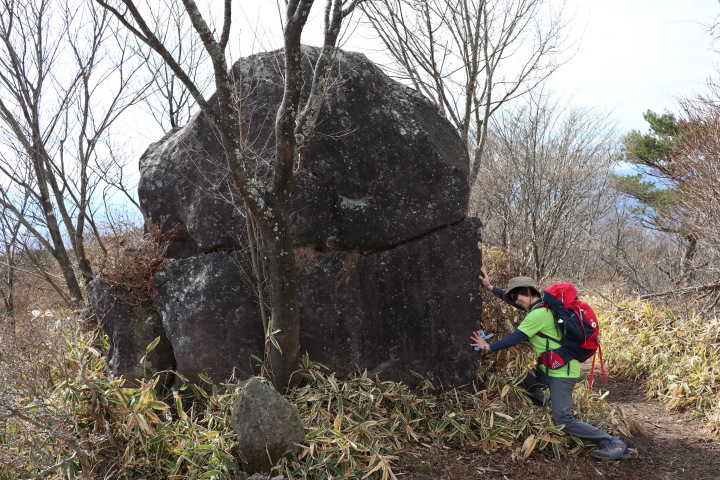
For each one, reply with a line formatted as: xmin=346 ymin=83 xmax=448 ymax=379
xmin=274 ymin=354 xmax=633 ymax=478
xmin=595 ymin=295 xmax=720 ymax=435
xmin=1 ymin=309 xmax=634 ymax=480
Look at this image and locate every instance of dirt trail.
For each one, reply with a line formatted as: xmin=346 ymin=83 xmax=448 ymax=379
xmin=603 ymin=374 xmax=720 ymax=480
xmin=396 ymin=372 xmax=720 ymax=479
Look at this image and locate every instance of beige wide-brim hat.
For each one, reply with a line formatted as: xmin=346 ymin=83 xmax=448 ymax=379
xmin=503 ymin=276 xmax=542 ymax=303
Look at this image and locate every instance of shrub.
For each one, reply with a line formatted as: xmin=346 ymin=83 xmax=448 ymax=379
xmin=0 ymin=310 xmax=243 ymax=480
xmin=273 ymin=355 xmax=632 ymax=479
xmin=476 ymin=246 xmax=536 ymax=383
xmin=104 ymin=221 xmax=175 ymax=314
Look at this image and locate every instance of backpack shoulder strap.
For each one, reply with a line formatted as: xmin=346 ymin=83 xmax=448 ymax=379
xmin=532 ymin=303 xmax=562 ymax=341
xmin=530 ymin=302 xmax=548 ymax=312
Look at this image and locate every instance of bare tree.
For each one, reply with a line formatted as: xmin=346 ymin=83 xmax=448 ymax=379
xmin=136 ymin=0 xmax=212 ymax=130
xmin=0 ymin=198 xmax=27 ymax=331
xmin=361 ymin=0 xmax=572 ymax=196
xmin=473 ymin=90 xmax=616 ymax=281
xmin=96 ymin=0 xmax=364 ymax=391
xmin=674 ymin=90 xmax=720 ymax=254
xmin=588 ymin=194 xmax=679 ymax=294
xmin=0 ymin=0 xmax=148 ymax=306
xmin=707 ymin=4 xmax=720 ymax=53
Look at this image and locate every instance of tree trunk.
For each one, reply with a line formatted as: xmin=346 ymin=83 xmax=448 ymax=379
xmin=261 ymin=203 xmax=300 ymax=393
xmin=2 ymin=262 xmax=15 ymax=334
xmin=679 ymin=233 xmax=698 ymax=286
xmin=32 ymin=154 xmax=84 ymax=307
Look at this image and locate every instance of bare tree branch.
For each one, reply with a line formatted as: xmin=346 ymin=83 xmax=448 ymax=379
xmin=473 ymin=89 xmax=616 ymax=281
xmin=96 ymin=0 xmax=364 ymax=391
xmin=639 ymin=282 xmax=720 ymax=300
xmin=0 ymin=0 xmax=148 ymax=305
xmin=362 ymin=0 xmax=574 ymax=200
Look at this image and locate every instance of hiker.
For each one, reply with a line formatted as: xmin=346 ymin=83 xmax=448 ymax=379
xmin=471 ymin=267 xmax=629 ymax=461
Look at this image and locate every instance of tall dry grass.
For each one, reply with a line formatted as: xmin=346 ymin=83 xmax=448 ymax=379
xmin=0 ymin=243 xmax=639 ymax=479
xmin=594 ymin=295 xmax=720 ymax=434
xmin=0 ymin=307 xmax=633 ymax=480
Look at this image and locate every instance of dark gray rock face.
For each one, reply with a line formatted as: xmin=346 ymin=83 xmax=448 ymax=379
xmin=232 ymin=378 xmax=305 ymax=473
xmin=143 ymin=219 xmax=481 ymax=387
xmin=297 ymin=219 xmax=482 ymax=387
xmin=94 ymin=46 xmax=482 ymax=390
xmin=87 ymin=276 xmax=175 ymax=387
xmin=152 ymin=251 xmax=265 ymax=384
xmin=139 ymin=46 xmax=469 ymax=257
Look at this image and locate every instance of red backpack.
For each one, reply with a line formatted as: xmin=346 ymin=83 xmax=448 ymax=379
xmin=537 ymin=283 xmax=606 ymax=388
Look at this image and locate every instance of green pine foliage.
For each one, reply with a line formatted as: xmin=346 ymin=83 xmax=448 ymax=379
xmin=621 ymin=110 xmax=681 ymax=169
xmin=609 ymin=173 xmax=680 ymax=212
xmin=615 ymin=110 xmax=684 ymax=217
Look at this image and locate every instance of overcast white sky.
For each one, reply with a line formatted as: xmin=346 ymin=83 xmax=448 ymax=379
xmin=545 ymin=0 xmax=719 ymax=133
xmin=235 ymin=0 xmax=720 ymax=135
xmin=131 ymin=1 xmax=720 ymax=148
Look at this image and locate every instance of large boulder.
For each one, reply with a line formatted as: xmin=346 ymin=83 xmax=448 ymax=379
xmin=297 ymin=218 xmax=482 ymax=387
xmin=94 ymin=45 xmax=483 ymax=390
xmin=147 ymin=219 xmax=481 ymax=387
xmin=139 ymin=46 xmax=469 ymax=257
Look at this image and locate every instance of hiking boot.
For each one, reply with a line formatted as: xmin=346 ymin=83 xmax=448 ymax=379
xmin=590 ymin=437 xmax=630 ymax=461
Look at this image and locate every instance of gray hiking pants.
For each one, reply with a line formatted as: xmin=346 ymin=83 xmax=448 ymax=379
xmin=520 ymin=367 xmax=613 ymax=444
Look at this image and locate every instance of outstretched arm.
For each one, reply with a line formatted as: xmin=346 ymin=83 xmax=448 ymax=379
xmin=470 ymin=329 xmax=528 ymax=352
xmin=479 ymin=267 xmax=521 ymax=308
